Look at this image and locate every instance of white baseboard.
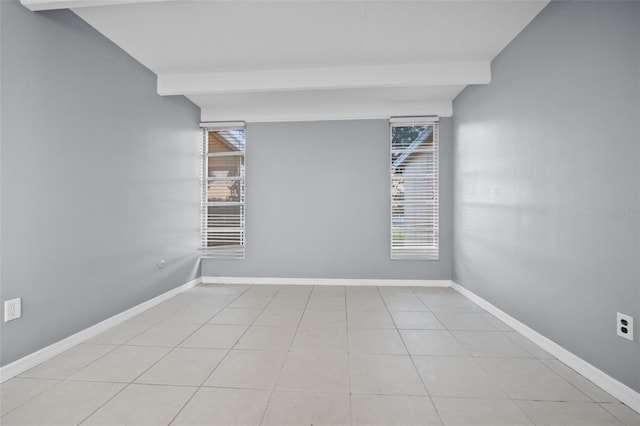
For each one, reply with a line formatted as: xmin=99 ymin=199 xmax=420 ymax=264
xmin=451 ymin=281 xmax=640 ymax=414
xmin=201 ymin=276 xmax=452 ymax=287
xmin=0 ymin=277 xmax=202 ymax=383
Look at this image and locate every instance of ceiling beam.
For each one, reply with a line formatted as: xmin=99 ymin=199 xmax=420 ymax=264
xmin=158 ymin=62 xmax=491 ymax=96
xmin=20 ymin=0 xmax=171 ymax=12
xmin=199 ymin=100 xmax=453 ymax=123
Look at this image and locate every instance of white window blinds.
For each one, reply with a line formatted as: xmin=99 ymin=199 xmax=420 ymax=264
xmin=390 ymin=119 xmax=439 ymax=260
xmin=202 ymin=125 xmax=246 ymax=259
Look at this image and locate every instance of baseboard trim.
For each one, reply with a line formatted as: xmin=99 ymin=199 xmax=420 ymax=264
xmin=451 ymin=281 xmax=640 ymax=414
xmin=0 ymin=277 xmax=202 ymax=383
xmin=201 ymin=276 xmax=452 ymax=287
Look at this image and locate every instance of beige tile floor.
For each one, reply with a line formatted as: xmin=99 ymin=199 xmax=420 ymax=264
xmin=1 ymin=284 xmax=639 ymax=426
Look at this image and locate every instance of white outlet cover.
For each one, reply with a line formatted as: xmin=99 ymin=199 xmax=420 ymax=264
xmin=617 ymin=312 xmax=633 ymax=342
xmin=4 ymin=298 xmax=22 ymax=322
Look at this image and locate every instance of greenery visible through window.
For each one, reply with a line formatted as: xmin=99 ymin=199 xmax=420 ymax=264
xmin=391 ymin=120 xmax=439 ymax=260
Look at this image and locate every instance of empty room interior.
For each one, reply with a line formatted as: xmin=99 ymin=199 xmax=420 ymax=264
xmin=1 ymin=0 xmax=639 ymax=425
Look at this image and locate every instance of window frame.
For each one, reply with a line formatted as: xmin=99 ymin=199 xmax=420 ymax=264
xmin=201 ymin=123 xmax=246 ymax=259
xmin=389 ymin=117 xmax=439 ymax=260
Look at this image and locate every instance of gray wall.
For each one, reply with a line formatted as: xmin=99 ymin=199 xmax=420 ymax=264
xmin=453 ymin=1 xmax=639 ymax=392
xmin=0 ymin=0 xmax=201 ymax=366
xmin=202 ymin=118 xmax=453 ymax=280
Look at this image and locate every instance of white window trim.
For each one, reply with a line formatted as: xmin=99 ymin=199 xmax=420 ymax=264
xmin=201 ymin=124 xmax=246 ymax=259
xmin=390 ymin=117 xmax=439 ymax=260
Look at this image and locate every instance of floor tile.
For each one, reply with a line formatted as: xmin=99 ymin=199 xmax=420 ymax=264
xmin=477 ymin=358 xmax=591 ymax=401
xmin=503 ymin=331 xmax=554 ymax=359
xmin=346 ymin=287 xmax=380 ymax=298
xmin=135 ymin=348 xmax=227 ymax=386
xmin=85 ymin=321 xmax=155 ymax=345
xmin=483 ymin=313 xmax=514 ymax=331
xmin=172 ymin=387 xmax=270 ymax=426
xmin=307 ymin=296 xmax=346 ymax=310
xmin=378 ymin=286 xmax=416 ymax=297
xmin=0 ymin=381 xmax=124 ymax=426
xmin=208 ymin=307 xmax=261 ymax=325
xmin=414 ymin=356 xmax=508 ymax=398
xmin=187 ymin=295 xmax=237 ymax=308
xmin=452 ymin=330 xmax=533 ymax=358
xmin=235 ymin=326 xmax=295 ymax=351
xmin=127 ymin=322 xmax=201 ymax=347
xmin=244 ymin=286 xmax=280 ymax=297
xmin=351 ymin=394 xmax=442 ymax=426
xmin=128 ymin=304 xmax=179 ymax=324
xmin=291 ymin=326 xmax=348 ymax=353
xmin=400 ymin=330 xmax=469 ymax=356
xmin=350 ymin=355 xmax=426 ymax=395
xmin=384 ymin=296 xmax=430 ymax=312
xmin=70 ymin=345 xmax=170 ymax=383
xmin=151 ymin=296 xmax=195 ymax=311
xmin=262 ymin=390 xmax=350 ymax=426
xmin=348 ymin=310 xmax=395 ymax=329
xmin=311 ymin=286 xmax=345 ymax=297
xmin=228 ymin=296 xmax=272 ymax=309
xmin=1 ymin=284 xmax=625 ymax=426
xmin=600 ymin=403 xmax=640 ymax=426
xmin=419 ymin=295 xmax=484 ymax=312
xmin=179 ymin=324 xmax=247 ymax=349
xmin=277 ymin=352 xmax=349 ymax=392
xmin=516 ymin=400 xmax=624 ymax=425
xmin=19 ymin=343 xmax=116 ymax=379
xmin=266 ymin=296 xmax=308 ymax=309
xmin=82 ymin=384 xmax=196 ymax=425
xmin=299 ymin=309 xmax=346 ymax=327
xmin=432 ymin=397 xmax=533 ymax=426
xmin=0 ymin=378 xmax=58 ymax=416
xmin=204 ymin=350 xmax=286 ymax=390
xmin=434 ymin=312 xmax=499 ymax=330
xmin=253 ymin=309 xmax=303 ymax=327
xmin=162 ymin=306 xmax=222 ymax=324
xmin=392 ymin=311 xmax=444 ymax=329
xmin=349 ymin=328 xmax=407 ymax=354
xmin=542 ymin=359 xmax=618 ymax=403
xmin=347 ymin=296 xmax=387 ymax=311
xmin=276 ymin=285 xmax=313 ymax=298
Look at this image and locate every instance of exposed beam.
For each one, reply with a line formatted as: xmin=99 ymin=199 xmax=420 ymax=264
xmin=20 ymin=0 xmax=171 ymax=12
xmin=158 ymin=62 xmax=491 ymax=96
xmin=199 ymin=100 xmax=453 ymax=123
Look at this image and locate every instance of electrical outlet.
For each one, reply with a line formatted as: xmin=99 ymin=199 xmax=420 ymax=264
xmin=617 ymin=312 xmax=633 ymax=341
xmin=4 ymin=298 xmax=22 ymax=322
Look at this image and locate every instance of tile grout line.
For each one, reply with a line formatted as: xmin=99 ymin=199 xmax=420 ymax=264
xmin=344 ymin=285 xmax=354 ymax=426
xmin=257 ymin=285 xmax=314 ymax=426
xmin=167 ymin=284 xmax=278 ymax=426
xmin=380 ymin=285 xmax=446 ymax=426
xmin=4 ymin=315 xmax=161 ymax=422
xmin=424 ymin=293 xmax=546 ymax=423
xmin=417 ymin=287 xmax=539 ymax=424
xmin=75 ymin=283 xmax=253 ymax=426
xmin=0 ymin=377 xmax=60 ymax=419
xmin=427 ymin=290 xmax=596 ymax=424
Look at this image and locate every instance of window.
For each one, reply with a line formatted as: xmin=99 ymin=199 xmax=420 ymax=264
xmin=201 ymin=124 xmax=246 ymax=258
xmin=390 ymin=118 xmax=439 ymax=260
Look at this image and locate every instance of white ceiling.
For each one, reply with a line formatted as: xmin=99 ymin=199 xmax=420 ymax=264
xmin=22 ymin=0 xmax=549 ymax=122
